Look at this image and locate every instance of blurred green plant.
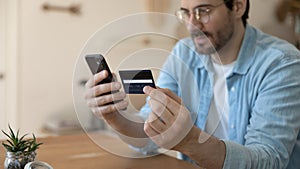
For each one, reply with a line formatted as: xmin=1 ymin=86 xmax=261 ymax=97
xmin=1 ymin=125 xmax=43 ymax=156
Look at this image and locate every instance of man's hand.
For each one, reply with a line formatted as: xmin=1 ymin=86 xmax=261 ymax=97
xmin=84 ymin=70 xmax=149 ymax=145
xmin=84 ymin=70 xmax=128 ymax=121
xmin=143 ymin=86 xmax=226 ymax=169
xmin=143 ymin=86 xmax=194 ymax=150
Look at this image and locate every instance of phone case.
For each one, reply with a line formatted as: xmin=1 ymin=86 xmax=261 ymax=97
xmin=85 ymin=54 xmax=113 ymax=84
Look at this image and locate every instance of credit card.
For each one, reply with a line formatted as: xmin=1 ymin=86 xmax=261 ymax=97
xmin=119 ymin=70 xmax=156 ymax=94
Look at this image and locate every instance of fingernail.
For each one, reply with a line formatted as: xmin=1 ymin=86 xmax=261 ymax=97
xmin=100 ymin=70 xmax=107 ymax=76
xmin=143 ymin=86 xmax=150 ymax=94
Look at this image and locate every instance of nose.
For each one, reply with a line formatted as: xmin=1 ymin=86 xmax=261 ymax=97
xmin=186 ymin=15 xmax=203 ymax=33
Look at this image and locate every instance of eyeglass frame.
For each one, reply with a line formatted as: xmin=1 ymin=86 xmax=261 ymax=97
xmin=175 ymin=1 xmax=228 ymax=24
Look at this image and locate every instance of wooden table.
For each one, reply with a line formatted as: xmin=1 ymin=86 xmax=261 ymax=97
xmin=0 ymin=132 xmax=199 ymax=169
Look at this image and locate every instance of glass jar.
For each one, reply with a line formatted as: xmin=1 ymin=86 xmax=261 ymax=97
xmin=4 ymin=151 xmax=36 ymax=169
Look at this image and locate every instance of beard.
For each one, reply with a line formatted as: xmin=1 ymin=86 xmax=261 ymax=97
xmin=191 ymin=14 xmax=234 ymax=55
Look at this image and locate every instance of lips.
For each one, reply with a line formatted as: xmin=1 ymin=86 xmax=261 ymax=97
xmin=194 ymin=35 xmax=209 ymax=44
xmin=191 ymin=31 xmax=205 ymax=37
xmin=194 ymin=34 xmax=210 ymax=46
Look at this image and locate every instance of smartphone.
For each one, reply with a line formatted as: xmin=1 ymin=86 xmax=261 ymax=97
xmin=85 ymin=54 xmax=123 ymax=106
xmin=85 ymin=54 xmax=114 ymax=84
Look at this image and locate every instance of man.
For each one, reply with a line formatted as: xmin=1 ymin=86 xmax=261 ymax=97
xmin=84 ymin=0 xmax=300 ymax=168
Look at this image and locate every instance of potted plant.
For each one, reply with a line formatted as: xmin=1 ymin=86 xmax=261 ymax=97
xmin=1 ymin=125 xmax=43 ymax=169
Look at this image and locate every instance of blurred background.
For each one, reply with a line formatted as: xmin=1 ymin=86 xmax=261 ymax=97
xmin=0 ymin=0 xmax=299 ymax=139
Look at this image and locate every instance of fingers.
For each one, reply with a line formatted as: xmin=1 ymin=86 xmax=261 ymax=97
xmin=84 ymin=70 xmax=128 ymax=119
xmin=84 ymin=82 xmax=121 ymax=99
xmin=147 ymin=112 xmax=165 ymax=131
xmin=144 ymin=91 xmax=176 ymax=135
xmin=85 ymin=70 xmax=108 ymax=89
xmin=144 ymin=86 xmax=182 ymax=117
xmin=144 ymin=119 xmax=160 ymax=137
xmin=158 ymin=87 xmax=182 ymax=105
xmin=148 ymin=98 xmax=174 ymax=123
xmin=86 ymin=91 xmax=126 ymax=107
xmin=143 ymin=87 xmax=194 ymax=150
xmin=91 ymin=100 xmax=128 ymax=117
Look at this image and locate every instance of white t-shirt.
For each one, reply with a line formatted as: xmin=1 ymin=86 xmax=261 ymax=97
xmin=205 ymin=61 xmax=236 ymax=139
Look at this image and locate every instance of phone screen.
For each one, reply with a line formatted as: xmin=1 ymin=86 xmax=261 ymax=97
xmin=85 ymin=54 xmax=113 ymax=84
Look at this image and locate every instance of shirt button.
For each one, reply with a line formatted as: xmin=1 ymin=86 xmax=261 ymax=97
xmin=231 ymin=87 xmax=235 ymax=92
xmin=231 ymin=124 xmax=235 ymax=129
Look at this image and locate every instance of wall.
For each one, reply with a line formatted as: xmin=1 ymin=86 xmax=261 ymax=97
xmin=14 ymin=0 xmax=180 ymax=136
xmin=249 ymin=0 xmax=296 ymax=44
xmin=17 ymin=0 xmax=143 ymax=135
xmin=1 ymin=0 xmax=19 ymax=139
xmin=249 ymin=0 xmax=279 ymax=28
xmin=0 ymin=0 xmax=6 ymax=134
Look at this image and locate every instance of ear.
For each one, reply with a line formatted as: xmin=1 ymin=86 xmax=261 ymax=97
xmin=233 ymin=0 xmax=247 ymax=19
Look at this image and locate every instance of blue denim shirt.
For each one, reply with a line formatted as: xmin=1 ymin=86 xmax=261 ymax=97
xmin=138 ymin=25 xmax=300 ymax=169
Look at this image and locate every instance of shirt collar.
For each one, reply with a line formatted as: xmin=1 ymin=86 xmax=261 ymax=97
xmin=195 ymin=24 xmax=256 ymax=75
xmin=232 ymin=24 xmax=256 ymax=75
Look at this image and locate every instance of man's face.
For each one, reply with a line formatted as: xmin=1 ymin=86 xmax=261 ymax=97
xmin=180 ymin=0 xmax=235 ymax=54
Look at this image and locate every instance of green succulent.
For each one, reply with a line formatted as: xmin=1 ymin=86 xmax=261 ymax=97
xmin=1 ymin=125 xmax=43 ymax=156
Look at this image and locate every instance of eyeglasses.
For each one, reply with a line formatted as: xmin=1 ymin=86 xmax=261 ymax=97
xmin=175 ymin=1 xmax=226 ymax=24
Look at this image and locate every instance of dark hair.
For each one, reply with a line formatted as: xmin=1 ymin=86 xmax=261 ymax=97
xmin=224 ymin=0 xmax=250 ymax=26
